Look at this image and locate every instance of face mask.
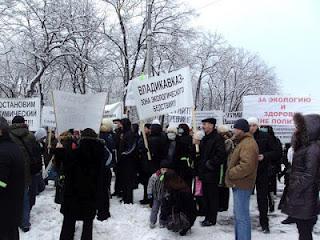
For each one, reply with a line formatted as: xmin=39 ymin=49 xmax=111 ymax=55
xmin=177 ymin=128 xmax=184 ymax=136
xmin=260 ymin=128 xmax=268 ymax=133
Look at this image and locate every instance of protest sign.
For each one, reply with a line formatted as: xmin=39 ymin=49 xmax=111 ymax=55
xmin=52 ymin=91 xmax=107 ymax=134
xmin=223 ymin=111 xmax=243 ymax=129
xmin=0 ymin=98 xmax=41 ymax=131
xmin=243 ymin=95 xmax=320 ymax=143
xmin=104 ymin=102 xmax=123 ymax=120
xmin=41 ymin=106 xmax=56 ymax=128
xmin=132 ymin=67 xmax=194 ymax=120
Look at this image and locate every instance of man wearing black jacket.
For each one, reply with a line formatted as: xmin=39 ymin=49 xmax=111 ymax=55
xmin=0 ymin=117 xmax=25 ymax=240
xmin=248 ymin=117 xmax=281 ymax=234
xmin=198 ymin=118 xmax=227 ymax=227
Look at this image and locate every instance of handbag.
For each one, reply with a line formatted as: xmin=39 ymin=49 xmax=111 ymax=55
xmin=194 ymin=177 xmax=203 ymax=197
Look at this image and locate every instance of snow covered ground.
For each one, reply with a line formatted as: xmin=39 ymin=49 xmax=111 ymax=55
xmin=21 ymin=181 xmax=320 ymax=240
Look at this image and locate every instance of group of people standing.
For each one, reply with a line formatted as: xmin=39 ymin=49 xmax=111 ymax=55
xmin=0 ymin=112 xmax=320 ymax=240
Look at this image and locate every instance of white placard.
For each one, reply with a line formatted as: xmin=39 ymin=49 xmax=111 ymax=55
xmin=0 ymin=98 xmax=41 ymax=131
xmin=53 ymin=91 xmax=107 ymax=134
xmin=195 ymin=110 xmax=224 ymax=129
xmin=104 ymin=102 xmax=123 ymax=120
xmin=223 ymin=111 xmax=243 ymax=129
xmin=41 ymin=106 xmax=56 ymax=128
xmin=243 ymin=95 xmax=320 ymax=143
xmin=132 ymin=67 xmax=194 ymax=120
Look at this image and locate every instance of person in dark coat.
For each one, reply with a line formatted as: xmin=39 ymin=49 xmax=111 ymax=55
xmin=175 ymin=124 xmax=194 ymax=189
xmin=118 ymin=118 xmax=138 ymax=204
xmin=198 ymin=118 xmax=227 ymax=227
xmin=137 ymin=123 xmax=153 ymax=205
xmin=112 ymin=119 xmax=123 ymax=197
xmin=148 ymin=120 xmax=169 ymax=173
xmin=0 ymin=117 xmax=25 ymax=240
xmin=260 ymin=125 xmax=283 ymax=213
xmin=10 ymin=116 xmax=40 ymax=232
xmin=99 ymin=119 xmax=116 ymax=195
xmin=164 ymin=171 xmax=197 ymax=236
xmin=248 ymin=117 xmax=281 ymax=233
xmin=57 ymin=128 xmax=110 ymax=240
xmin=282 ymin=113 xmax=320 ymax=240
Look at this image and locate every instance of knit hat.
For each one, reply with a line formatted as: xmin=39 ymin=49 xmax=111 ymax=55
xmin=160 ymin=160 xmax=173 ymax=169
xmin=234 ymin=119 xmax=250 ymax=133
xmin=35 ymin=128 xmax=47 ymax=141
xmin=247 ymin=117 xmax=259 ymax=127
xmin=152 ymin=119 xmax=161 ymax=125
xmin=201 ymin=118 xmax=216 ymax=125
xmin=12 ymin=116 xmax=25 ymax=124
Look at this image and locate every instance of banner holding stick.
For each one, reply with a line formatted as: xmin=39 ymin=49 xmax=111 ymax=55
xmin=192 ymin=108 xmax=200 ymax=153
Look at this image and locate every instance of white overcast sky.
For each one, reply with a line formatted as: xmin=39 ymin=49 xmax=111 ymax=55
xmin=187 ymin=0 xmax=320 ymax=96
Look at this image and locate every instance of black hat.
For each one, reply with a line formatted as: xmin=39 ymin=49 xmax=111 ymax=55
xmin=12 ymin=116 xmax=25 ymax=124
xmin=0 ymin=117 xmax=9 ymax=131
xmin=160 ymin=160 xmax=173 ymax=169
xmin=234 ymin=119 xmax=249 ymax=133
xmin=201 ymin=118 xmax=216 ymax=125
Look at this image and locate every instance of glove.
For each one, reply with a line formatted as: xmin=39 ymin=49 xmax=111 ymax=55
xmin=97 ymin=210 xmax=111 ymax=222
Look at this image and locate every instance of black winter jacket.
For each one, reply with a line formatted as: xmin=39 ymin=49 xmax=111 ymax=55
xmin=56 ymin=137 xmax=110 ymax=221
xmin=0 ymin=135 xmax=25 ymax=232
xmin=283 ymin=114 xmax=320 ymax=220
xmin=198 ymin=130 xmax=227 ymax=183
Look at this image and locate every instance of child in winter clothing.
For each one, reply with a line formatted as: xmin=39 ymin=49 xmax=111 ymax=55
xmin=147 ymin=166 xmax=172 ymax=228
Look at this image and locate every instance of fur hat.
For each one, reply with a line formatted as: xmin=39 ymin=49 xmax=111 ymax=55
xmin=247 ymin=117 xmax=259 ymax=126
xmin=152 ymin=119 xmax=161 ymax=125
xmin=35 ymin=128 xmax=47 ymax=141
xmin=101 ymin=118 xmax=113 ymax=133
xmin=217 ymin=125 xmax=230 ymax=134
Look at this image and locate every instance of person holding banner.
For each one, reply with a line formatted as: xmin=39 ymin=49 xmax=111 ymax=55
xmin=198 ymin=118 xmax=227 ymax=227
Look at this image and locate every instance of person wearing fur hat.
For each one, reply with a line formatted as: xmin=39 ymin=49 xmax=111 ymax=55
xmin=282 ymin=113 xmax=320 ymax=240
xmin=198 ymin=118 xmax=227 ymax=227
xmin=57 ymin=128 xmax=110 ymax=239
xmin=247 ymin=117 xmax=281 ymax=233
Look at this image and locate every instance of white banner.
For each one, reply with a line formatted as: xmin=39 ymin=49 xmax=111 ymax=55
xmin=53 ymin=91 xmax=107 ymax=134
xmin=41 ymin=106 xmax=56 ymax=128
xmin=104 ymin=102 xmax=123 ymax=120
xmin=168 ymin=108 xmax=224 ymax=129
xmin=0 ymin=98 xmax=41 ymax=131
xmin=243 ymin=95 xmax=320 ymax=143
xmin=132 ymin=67 xmax=194 ymax=120
xmin=223 ymin=111 xmax=243 ymax=129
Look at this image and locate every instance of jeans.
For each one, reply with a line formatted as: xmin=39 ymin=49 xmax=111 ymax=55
xmin=30 ymin=174 xmax=40 ymax=209
xmin=233 ymin=188 xmax=252 ymax=240
xmin=21 ymin=188 xmax=31 ymax=229
xmin=150 ymin=199 xmax=168 ymax=225
xmin=60 ymin=216 xmax=93 ymax=240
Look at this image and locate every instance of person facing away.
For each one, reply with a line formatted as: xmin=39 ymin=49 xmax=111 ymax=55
xmin=225 ymin=119 xmax=259 ymax=240
xmin=56 ymin=128 xmax=110 ymax=240
xmin=282 ymin=113 xmax=320 ymax=240
xmin=0 ymin=117 xmax=25 ymax=240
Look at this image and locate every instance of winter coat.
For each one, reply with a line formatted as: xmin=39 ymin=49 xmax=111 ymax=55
xmin=56 ymin=137 xmax=110 ymax=221
xmin=148 ymin=124 xmax=169 ymax=172
xmin=175 ymin=135 xmax=194 ymax=179
xmin=282 ymin=114 xmax=320 ymax=220
xmin=147 ymin=171 xmax=165 ymax=200
xmin=253 ymin=130 xmax=281 ymax=179
xmin=198 ymin=130 xmax=227 ymax=184
xmin=225 ymin=133 xmax=259 ymax=190
xmin=118 ymin=123 xmax=138 ymax=189
xmin=10 ymin=123 xmax=39 ymax=187
xmin=167 ymin=189 xmax=197 ymax=229
xmin=0 ymin=135 xmax=25 ymax=233
xmin=137 ymin=135 xmax=153 ymax=184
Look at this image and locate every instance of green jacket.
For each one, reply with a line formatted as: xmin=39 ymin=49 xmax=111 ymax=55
xmin=10 ymin=123 xmax=37 ymax=187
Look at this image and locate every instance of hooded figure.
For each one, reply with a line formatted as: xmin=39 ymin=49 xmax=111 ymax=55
xmin=282 ymin=113 xmax=320 ymax=240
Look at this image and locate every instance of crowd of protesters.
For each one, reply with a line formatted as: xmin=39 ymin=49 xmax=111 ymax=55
xmin=0 ymin=113 xmax=319 ymax=240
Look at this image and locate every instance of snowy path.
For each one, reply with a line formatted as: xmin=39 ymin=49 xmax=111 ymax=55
xmin=21 ymin=182 xmax=320 ymax=240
